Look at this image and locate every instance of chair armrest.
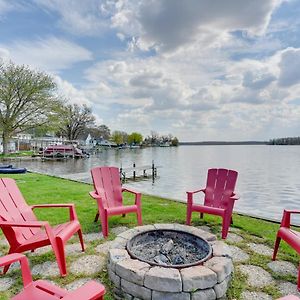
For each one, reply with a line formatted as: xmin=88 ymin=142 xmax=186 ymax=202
xmin=186 ymin=189 xmax=205 ymax=206
xmin=122 ymin=187 xmax=141 ymax=206
xmin=0 ymin=220 xmax=48 ymax=228
xmin=122 ymin=187 xmax=140 ymax=195
xmin=31 ymin=204 xmax=78 ymax=221
xmin=89 ymin=191 xmax=99 ymax=199
xmin=0 ymin=253 xmax=27 ymax=267
xmin=62 ymin=281 xmax=105 ymax=300
xmin=186 ymin=189 xmax=206 ymax=195
xmin=280 ymin=209 xmax=300 ymax=227
xmin=0 ymin=254 xmax=32 ymax=287
xmin=31 ymin=204 xmax=75 ymax=209
xmin=230 ymin=193 xmax=240 ymax=201
xmin=284 ymin=210 xmax=300 ymax=214
xmin=0 ymin=221 xmax=57 ymax=248
xmin=89 ymin=191 xmax=105 ymax=210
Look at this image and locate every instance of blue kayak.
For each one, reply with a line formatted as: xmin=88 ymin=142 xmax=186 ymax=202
xmin=0 ymin=167 xmax=27 ymax=174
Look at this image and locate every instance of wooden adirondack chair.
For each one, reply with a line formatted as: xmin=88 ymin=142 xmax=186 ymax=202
xmin=0 ymin=178 xmax=84 ymax=277
xmin=90 ymin=166 xmax=142 ymax=237
xmin=273 ymin=209 xmax=300 ymax=291
xmin=186 ymin=168 xmax=239 ymax=239
xmin=0 ymin=253 xmax=105 ymax=299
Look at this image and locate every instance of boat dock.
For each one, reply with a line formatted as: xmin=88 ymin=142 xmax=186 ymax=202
xmin=120 ymin=162 xmax=161 ymax=182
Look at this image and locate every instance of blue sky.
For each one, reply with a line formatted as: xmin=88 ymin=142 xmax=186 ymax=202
xmin=1 ymin=0 xmax=300 ymax=141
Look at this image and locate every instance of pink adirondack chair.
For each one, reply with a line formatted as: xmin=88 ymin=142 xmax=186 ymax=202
xmin=277 ymin=296 xmax=300 ymax=300
xmin=273 ymin=209 xmax=300 ymax=291
xmin=186 ymin=168 xmax=239 ymax=239
xmin=0 ymin=178 xmax=84 ymax=277
xmin=90 ymin=166 xmax=142 ymax=237
xmin=0 ymin=253 xmax=105 ymax=299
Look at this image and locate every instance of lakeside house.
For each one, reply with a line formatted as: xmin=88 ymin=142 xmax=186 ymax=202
xmin=85 ymin=134 xmax=117 ymax=148
xmin=0 ymin=132 xmax=33 ymax=153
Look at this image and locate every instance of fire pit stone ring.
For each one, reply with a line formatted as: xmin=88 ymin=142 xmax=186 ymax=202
xmin=108 ymin=224 xmax=233 ymax=300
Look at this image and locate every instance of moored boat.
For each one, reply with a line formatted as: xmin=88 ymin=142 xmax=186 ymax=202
xmin=42 ymin=145 xmax=84 ymax=159
xmin=0 ymin=167 xmax=27 ymax=174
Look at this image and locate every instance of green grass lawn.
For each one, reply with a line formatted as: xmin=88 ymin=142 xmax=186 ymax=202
xmin=0 ymin=151 xmax=34 ymax=158
xmin=0 ymin=172 xmax=298 ymax=299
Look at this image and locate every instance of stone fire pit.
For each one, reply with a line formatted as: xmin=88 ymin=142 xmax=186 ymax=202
xmin=108 ymin=224 xmax=233 ymax=300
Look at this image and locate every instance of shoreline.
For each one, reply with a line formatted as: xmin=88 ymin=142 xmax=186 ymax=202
xmin=26 ymin=169 xmax=293 ymax=227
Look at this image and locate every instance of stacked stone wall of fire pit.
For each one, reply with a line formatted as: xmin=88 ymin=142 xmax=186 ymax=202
xmin=108 ymin=224 xmax=233 ymax=300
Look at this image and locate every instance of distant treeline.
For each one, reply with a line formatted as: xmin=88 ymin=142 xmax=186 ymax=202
xmin=180 ymin=141 xmax=267 ymax=145
xmin=268 ymin=137 xmax=300 ymax=145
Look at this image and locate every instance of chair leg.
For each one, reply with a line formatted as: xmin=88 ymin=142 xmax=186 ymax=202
xmin=137 ymin=208 xmax=142 ymax=225
xmin=221 ymin=216 xmax=231 ymax=239
xmin=94 ymin=212 xmax=99 ymax=222
xmin=77 ymin=229 xmax=85 ymax=252
xmin=231 ymin=217 xmax=233 ymax=225
xmin=200 ymin=213 xmax=204 ymax=219
xmin=186 ymin=206 xmax=192 ymax=226
xmin=272 ymin=236 xmax=281 ymax=261
xmin=54 ymin=237 xmax=67 ymax=277
xmin=99 ymin=211 xmax=109 ymax=238
xmin=122 ymin=214 xmax=126 ymax=217
xmin=2 ymin=248 xmax=14 ymax=274
xmin=298 ymin=263 xmax=300 ymax=292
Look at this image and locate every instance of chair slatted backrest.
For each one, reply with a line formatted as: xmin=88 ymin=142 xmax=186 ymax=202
xmin=204 ymin=168 xmax=238 ymax=209
xmin=0 ymin=178 xmax=39 ymax=245
xmin=91 ymin=166 xmax=123 ymax=208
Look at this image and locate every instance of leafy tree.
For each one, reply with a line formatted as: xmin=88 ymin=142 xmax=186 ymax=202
xmin=0 ymin=61 xmax=60 ymax=154
xmin=111 ymin=130 xmax=128 ymax=145
xmin=58 ymin=103 xmax=95 ymax=140
xmin=128 ymin=132 xmax=143 ymax=145
xmin=171 ymin=137 xmax=179 ymax=146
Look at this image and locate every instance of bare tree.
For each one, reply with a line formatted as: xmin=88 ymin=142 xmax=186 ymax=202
xmin=58 ymin=103 xmax=95 ymax=141
xmin=84 ymin=124 xmax=111 ymax=140
xmin=0 ymin=61 xmax=60 ymax=154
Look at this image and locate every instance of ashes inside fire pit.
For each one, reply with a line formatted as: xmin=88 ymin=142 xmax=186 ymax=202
xmin=127 ymin=229 xmax=212 ymax=268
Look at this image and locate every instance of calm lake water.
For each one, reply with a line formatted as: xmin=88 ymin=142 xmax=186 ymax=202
xmin=14 ymin=145 xmax=300 ymax=223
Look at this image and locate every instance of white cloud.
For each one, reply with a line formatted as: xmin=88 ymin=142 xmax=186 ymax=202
xmin=278 ymin=48 xmax=300 ymax=87
xmin=82 ymin=38 xmax=300 ymax=141
xmin=0 ymin=0 xmax=11 ymax=15
xmin=0 ymin=36 xmax=92 ymax=72
xmin=110 ymin=0 xmax=282 ymax=53
xmin=34 ymin=0 xmax=108 ymax=36
xmin=54 ymin=76 xmax=91 ymax=105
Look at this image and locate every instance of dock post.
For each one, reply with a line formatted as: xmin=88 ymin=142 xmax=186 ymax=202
xmin=152 ymin=160 xmax=155 ymax=180
xmin=133 ymin=163 xmax=136 ymax=180
xmin=119 ymin=165 xmax=122 ymax=182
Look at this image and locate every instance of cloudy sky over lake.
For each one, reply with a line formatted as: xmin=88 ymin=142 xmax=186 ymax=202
xmin=1 ymin=0 xmax=300 ymax=141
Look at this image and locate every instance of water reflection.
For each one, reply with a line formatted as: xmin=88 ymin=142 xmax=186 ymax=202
xmin=14 ymin=145 xmax=300 ymax=223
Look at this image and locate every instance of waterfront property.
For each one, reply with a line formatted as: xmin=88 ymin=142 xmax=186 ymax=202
xmin=0 ymin=173 xmax=299 ymax=299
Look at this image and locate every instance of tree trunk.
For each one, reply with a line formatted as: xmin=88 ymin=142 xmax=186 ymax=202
xmin=2 ymin=132 xmax=9 ymax=155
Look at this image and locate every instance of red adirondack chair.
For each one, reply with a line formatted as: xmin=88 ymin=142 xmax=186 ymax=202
xmin=90 ymin=166 xmax=142 ymax=237
xmin=0 ymin=253 xmax=105 ymax=299
xmin=273 ymin=209 xmax=300 ymax=291
xmin=186 ymin=168 xmax=239 ymax=239
xmin=0 ymin=178 xmax=84 ymax=277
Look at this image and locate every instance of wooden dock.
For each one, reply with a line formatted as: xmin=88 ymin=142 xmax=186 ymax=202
xmin=120 ymin=162 xmax=161 ymax=182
